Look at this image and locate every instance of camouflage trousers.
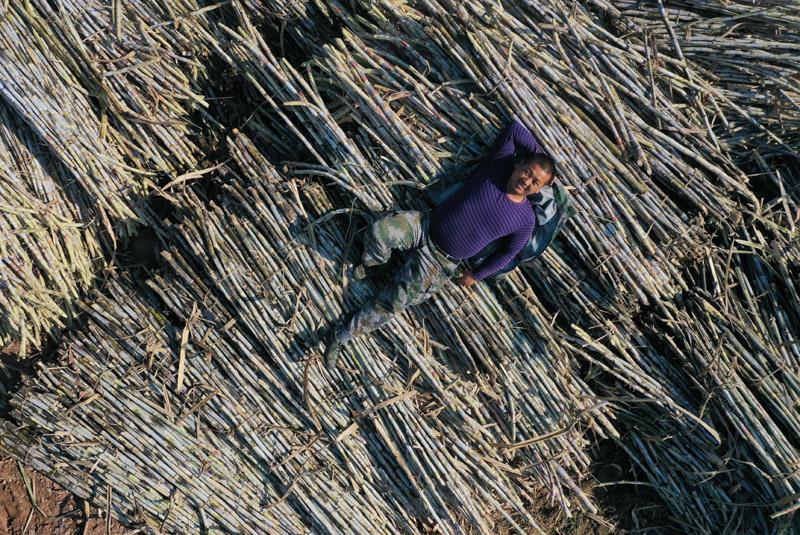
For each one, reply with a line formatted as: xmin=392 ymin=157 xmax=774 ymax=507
xmin=340 ymin=211 xmax=461 ymax=339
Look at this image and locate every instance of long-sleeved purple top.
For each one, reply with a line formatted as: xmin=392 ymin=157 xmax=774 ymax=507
xmin=430 ymin=121 xmax=543 ymax=280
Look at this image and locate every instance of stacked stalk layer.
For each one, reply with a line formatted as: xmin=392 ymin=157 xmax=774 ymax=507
xmin=0 ymin=0 xmax=798 ymax=533
xmin=0 ymin=0 xmax=220 ymax=350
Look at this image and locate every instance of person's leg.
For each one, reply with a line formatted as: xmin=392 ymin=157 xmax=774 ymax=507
xmin=341 ymin=243 xmax=450 ymax=340
xmin=325 ymin=236 xmax=458 ymax=369
xmin=360 ymin=211 xmax=424 ymax=268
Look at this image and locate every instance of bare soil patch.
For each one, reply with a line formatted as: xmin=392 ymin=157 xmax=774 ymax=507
xmin=0 ymin=456 xmax=126 ymax=535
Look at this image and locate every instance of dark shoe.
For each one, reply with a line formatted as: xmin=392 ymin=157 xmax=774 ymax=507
xmin=324 ymin=330 xmax=343 ymax=370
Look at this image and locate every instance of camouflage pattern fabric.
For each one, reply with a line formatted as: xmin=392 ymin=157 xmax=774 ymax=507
xmin=342 ymin=211 xmax=460 ymax=338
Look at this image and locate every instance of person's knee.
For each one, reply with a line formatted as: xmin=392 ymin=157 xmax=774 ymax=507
xmin=362 ymin=220 xmax=388 ymax=265
xmin=366 ymin=219 xmax=382 ymax=242
xmin=368 ymin=216 xmax=396 ymax=245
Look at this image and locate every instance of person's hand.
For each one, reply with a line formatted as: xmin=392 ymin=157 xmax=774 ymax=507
xmin=457 ymin=270 xmax=478 ymax=287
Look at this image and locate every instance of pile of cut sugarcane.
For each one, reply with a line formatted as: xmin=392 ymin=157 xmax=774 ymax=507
xmin=0 ymin=0 xmax=215 ymax=351
xmin=1 ymin=0 xmax=798 ymax=534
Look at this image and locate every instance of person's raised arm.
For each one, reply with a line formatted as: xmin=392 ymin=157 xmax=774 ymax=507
xmin=431 ymin=121 xmax=544 ymax=205
xmin=483 ymin=120 xmax=545 ymax=163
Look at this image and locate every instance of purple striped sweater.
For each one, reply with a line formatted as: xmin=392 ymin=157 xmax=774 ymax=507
xmin=430 ymin=121 xmax=542 ymax=280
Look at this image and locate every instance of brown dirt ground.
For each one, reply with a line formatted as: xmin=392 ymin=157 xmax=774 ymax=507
xmin=0 ymin=456 xmax=127 ymax=535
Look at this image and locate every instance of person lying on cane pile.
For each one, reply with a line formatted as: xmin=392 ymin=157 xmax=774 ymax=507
xmin=324 ymin=120 xmax=558 ymax=370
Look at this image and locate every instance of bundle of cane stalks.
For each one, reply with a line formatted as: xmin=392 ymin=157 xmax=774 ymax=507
xmin=611 ymin=0 xmax=800 ymax=161
xmin=1 ymin=0 xmax=798 ymax=534
xmin=0 ymin=100 xmax=104 ymax=354
xmin=0 ymin=0 xmax=225 ymax=349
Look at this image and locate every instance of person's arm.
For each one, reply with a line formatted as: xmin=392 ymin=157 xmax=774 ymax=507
xmin=432 ymin=121 xmax=543 ymax=205
xmin=483 ymin=120 xmax=545 ymax=163
xmin=470 ymin=223 xmax=535 ymax=281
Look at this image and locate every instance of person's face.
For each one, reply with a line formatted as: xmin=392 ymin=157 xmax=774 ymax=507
xmin=507 ymin=161 xmax=551 ymax=197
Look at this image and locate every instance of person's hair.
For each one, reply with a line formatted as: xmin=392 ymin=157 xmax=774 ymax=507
xmin=520 ymin=152 xmax=557 ymax=185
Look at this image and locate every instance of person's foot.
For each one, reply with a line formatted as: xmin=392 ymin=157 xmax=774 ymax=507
xmin=353 ymin=265 xmax=367 ymax=280
xmin=324 ymin=330 xmax=343 ymax=370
